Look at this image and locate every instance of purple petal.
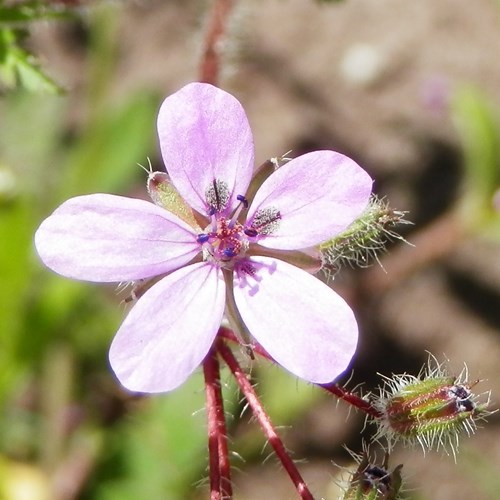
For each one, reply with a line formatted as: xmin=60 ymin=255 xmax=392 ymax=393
xmin=35 ymin=194 xmax=200 ymax=282
xmin=247 ymin=151 xmax=372 ymax=250
xmin=233 ymin=256 xmax=358 ymax=384
xmin=157 ymin=82 xmax=254 ymax=215
xmin=109 ymin=262 xmax=225 ymax=393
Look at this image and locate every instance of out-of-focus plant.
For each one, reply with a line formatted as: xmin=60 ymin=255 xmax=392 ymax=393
xmin=452 ymin=86 xmax=500 ymax=235
xmin=0 ymin=0 xmax=77 ymax=93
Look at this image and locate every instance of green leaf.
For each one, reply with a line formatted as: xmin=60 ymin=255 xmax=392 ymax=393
xmin=0 ymin=27 xmax=62 ymax=93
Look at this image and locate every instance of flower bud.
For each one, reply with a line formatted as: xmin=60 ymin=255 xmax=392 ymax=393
xmin=341 ymin=452 xmax=403 ymax=500
xmin=319 ymin=196 xmax=409 ymax=278
xmin=372 ymin=357 xmax=493 ymax=457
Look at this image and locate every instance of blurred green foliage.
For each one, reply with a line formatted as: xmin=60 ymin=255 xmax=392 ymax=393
xmin=452 ymin=86 xmax=500 ymax=235
xmin=0 ymin=0 xmax=73 ymax=93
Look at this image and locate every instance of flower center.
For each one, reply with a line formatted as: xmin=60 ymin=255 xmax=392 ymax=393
xmin=197 ymin=217 xmax=250 ymax=265
xmin=197 ymin=179 xmax=282 ymax=267
xmin=197 ymin=192 xmax=254 ymax=267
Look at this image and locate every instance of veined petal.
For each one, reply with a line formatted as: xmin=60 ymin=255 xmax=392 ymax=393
xmin=157 ymin=82 xmax=254 ymax=215
xmin=35 ymin=194 xmax=200 ymax=282
xmin=247 ymin=151 xmax=372 ymax=250
xmin=233 ymin=256 xmax=358 ymax=384
xmin=109 ymin=262 xmax=225 ymax=393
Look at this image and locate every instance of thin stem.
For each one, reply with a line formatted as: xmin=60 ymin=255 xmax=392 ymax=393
xmin=203 ymin=349 xmax=232 ymax=499
xmin=217 ymin=339 xmax=315 ymax=500
xmin=320 ymin=383 xmax=382 ymax=419
xmin=218 ymin=326 xmax=382 ymax=418
xmin=199 ymin=0 xmax=235 ymax=85
xmin=218 ymin=326 xmax=269 ymax=358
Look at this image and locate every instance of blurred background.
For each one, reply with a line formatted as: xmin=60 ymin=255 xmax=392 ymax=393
xmin=1 ymin=0 xmax=500 ymax=498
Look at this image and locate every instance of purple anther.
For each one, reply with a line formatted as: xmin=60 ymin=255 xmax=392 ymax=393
xmin=223 ymin=248 xmax=237 ymax=258
xmin=244 ymin=227 xmax=258 ymax=237
xmin=236 ymin=194 xmax=249 ymax=208
xmin=196 ymin=233 xmax=210 ymax=244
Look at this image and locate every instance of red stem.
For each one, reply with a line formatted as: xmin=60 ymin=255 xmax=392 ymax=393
xmin=203 ymin=349 xmax=232 ymax=499
xmin=319 ymin=383 xmax=382 ymax=419
xmin=217 ymin=339 xmax=315 ymax=500
xmin=199 ymin=0 xmax=235 ymax=85
xmin=218 ymin=326 xmax=382 ymax=418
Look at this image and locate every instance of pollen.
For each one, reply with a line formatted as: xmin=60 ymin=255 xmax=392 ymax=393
xmin=249 ymin=207 xmax=281 ymax=235
xmin=198 ymin=217 xmax=249 ymax=265
xmin=205 ymin=179 xmax=230 ymax=213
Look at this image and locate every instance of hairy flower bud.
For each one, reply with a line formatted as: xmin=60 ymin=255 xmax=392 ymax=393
xmin=372 ymin=357 xmax=493 ymax=458
xmin=319 ymin=196 xmax=409 ymax=278
xmin=341 ymin=452 xmax=403 ymax=500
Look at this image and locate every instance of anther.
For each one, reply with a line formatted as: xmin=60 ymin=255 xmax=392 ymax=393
xmin=236 ymin=194 xmax=249 ymax=208
xmin=244 ymin=227 xmax=258 ymax=237
xmin=197 ymin=233 xmax=210 ymax=244
xmin=223 ymin=248 xmax=237 ymax=259
xmin=205 ymin=179 xmax=230 ymax=213
xmin=229 ymin=194 xmax=249 ymax=227
xmin=249 ymin=207 xmax=282 ymax=235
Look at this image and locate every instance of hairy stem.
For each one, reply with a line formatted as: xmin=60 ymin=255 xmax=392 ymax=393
xmin=203 ymin=349 xmax=232 ymax=499
xmin=320 ymin=382 xmax=382 ymax=418
xmin=218 ymin=326 xmax=381 ymax=418
xmin=217 ymin=339 xmax=315 ymax=500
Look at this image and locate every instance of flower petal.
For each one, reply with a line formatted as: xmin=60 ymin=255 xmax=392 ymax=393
xmin=35 ymin=194 xmax=200 ymax=282
xmin=247 ymin=151 xmax=372 ymax=250
xmin=157 ymin=82 xmax=254 ymax=215
xmin=109 ymin=262 xmax=225 ymax=393
xmin=233 ymin=256 xmax=358 ymax=384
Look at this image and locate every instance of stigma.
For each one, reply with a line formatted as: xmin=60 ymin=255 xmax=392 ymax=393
xmin=197 ymin=217 xmax=250 ymax=265
xmin=197 ymin=178 xmax=282 ymax=267
xmin=197 ymin=192 xmax=253 ymax=266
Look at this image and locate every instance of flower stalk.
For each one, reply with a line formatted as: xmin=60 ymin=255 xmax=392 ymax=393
xmin=218 ymin=326 xmax=382 ymax=418
xmin=203 ymin=348 xmax=232 ymax=499
xmin=216 ymin=339 xmax=315 ymax=500
xmin=321 ymin=383 xmax=383 ymax=419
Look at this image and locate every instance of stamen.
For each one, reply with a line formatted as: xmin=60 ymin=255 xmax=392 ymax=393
xmin=244 ymin=228 xmax=258 ymax=237
xmin=197 ymin=233 xmax=210 ymax=244
xmin=236 ymin=194 xmax=249 ymax=208
xmin=223 ymin=248 xmax=237 ymax=259
xmin=249 ymin=207 xmax=282 ymax=235
xmin=228 ymin=194 xmax=249 ymax=227
xmin=205 ymin=179 xmax=230 ymax=214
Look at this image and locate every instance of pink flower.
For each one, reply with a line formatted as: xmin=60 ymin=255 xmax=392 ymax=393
xmin=35 ymin=83 xmax=372 ymax=393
